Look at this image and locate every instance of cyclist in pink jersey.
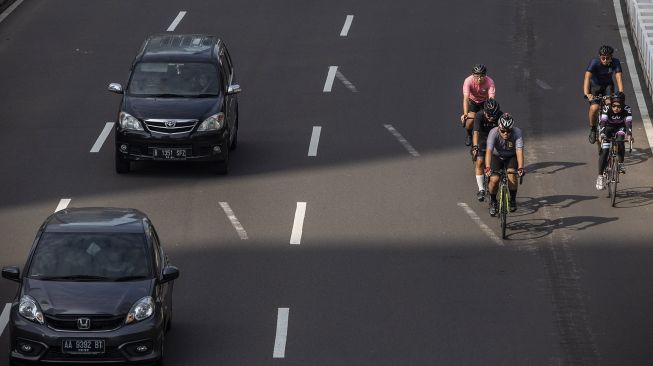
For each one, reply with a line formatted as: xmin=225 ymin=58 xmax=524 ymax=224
xmin=461 ymin=64 xmax=496 ymax=146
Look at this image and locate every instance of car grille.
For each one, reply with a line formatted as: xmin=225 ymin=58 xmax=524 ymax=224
xmin=144 ymin=119 xmax=198 ymax=134
xmin=45 ymin=314 xmax=125 ymax=332
xmin=43 ymin=347 xmax=125 ymax=362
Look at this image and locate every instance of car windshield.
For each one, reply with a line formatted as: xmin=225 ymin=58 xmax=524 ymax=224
xmin=27 ymin=233 xmax=152 ymax=281
xmin=127 ymin=62 xmax=221 ymax=97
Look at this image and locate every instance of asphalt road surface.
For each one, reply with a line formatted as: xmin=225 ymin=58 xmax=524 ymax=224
xmin=1 ymin=0 xmax=653 ymax=365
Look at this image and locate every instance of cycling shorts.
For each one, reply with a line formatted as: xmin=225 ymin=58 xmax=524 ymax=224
xmin=490 ymin=155 xmax=517 ymax=175
xmin=589 ymin=83 xmax=615 ymax=105
xmin=467 ymin=99 xmax=484 ymax=113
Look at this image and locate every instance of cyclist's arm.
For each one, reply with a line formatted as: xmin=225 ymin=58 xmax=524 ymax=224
xmin=583 ymin=71 xmax=593 ymax=98
xmin=462 ymin=95 xmax=469 ymax=117
xmin=486 ymin=76 xmax=496 ymax=99
xmin=615 ymin=71 xmax=624 ymax=93
xmin=516 ymin=148 xmax=524 ymax=170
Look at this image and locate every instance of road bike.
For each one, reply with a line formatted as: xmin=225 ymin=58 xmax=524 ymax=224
xmin=601 ymin=134 xmax=630 ymax=207
xmin=494 ymin=169 xmax=523 ymax=239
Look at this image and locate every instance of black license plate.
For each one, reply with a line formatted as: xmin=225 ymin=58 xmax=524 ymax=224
xmin=152 ymin=148 xmax=187 ymax=160
xmin=62 ymin=339 xmax=105 ymax=354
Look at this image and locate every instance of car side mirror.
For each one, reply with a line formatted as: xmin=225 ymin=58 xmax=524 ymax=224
xmin=2 ymin=266 xmax=20 ymax=282
xmin=108 ymin=83 xmax=124 ymax=94
xmin=227 ymin=84 xmax=241 ymax=95
xmin=160 ymin=266 xmax=179 ymax=283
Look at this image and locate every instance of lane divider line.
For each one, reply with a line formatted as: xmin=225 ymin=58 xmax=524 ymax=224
xmin=308 ymin=126 xmax=322 ymax=156
xmin=457 ymin=203 xmax=503 ymax=246
xmin=323 ymin=66 xmax=338 ymax=92
xmin=0 ymin=303 xmax=11 ymax=337
xmin=90 ymin=122 xmax=115 ymax=153
xmin=55 ymin=199 xmax=71 ymax=213
xmin=290 ymin=202 xmax=307 ymax=245
xmin=535 ymin=79 xmax=552 ymax=90
xmin=340 ymin=15 xmax=354 ymax=36
xmin=219 ymin=202 xmax=249 ymax=240
xmin=273 ymin=307 xmax=289 ymax=358
xmin=167 ymin=11 xmax=187 ymax=32
xmin=0 ymin=0 xmax=24 ymax=24
xmin=335 ymin=70 xmax=358 ymax=93
xmin=383 ymin=124 xmax=420 ymax=157
xmin=614 ymin=0 xmax=653 ymax=154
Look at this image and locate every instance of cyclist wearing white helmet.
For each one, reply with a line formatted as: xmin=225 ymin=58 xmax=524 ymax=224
xmin=461 ymin=64 xmax=496 ymax=146
xmin=484 ymin=113 xmax=525 ymax=216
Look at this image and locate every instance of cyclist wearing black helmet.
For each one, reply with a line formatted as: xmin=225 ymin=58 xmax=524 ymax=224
xmin=471 ymin=98 xmax=502 ymax=201
xmin=584 ymin=45 xmax=624 ymax=144
xmin=461 ymin=64 xmax=496 ymax=146
xmin=595 ymin=92 xmax=633 ymax=189
xmin=484 ymin=113 xmax=525 ymax=216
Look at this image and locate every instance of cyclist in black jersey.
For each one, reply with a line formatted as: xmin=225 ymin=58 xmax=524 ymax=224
xmin=596 ymin=93 xmax=633 ymax=189
xmin=471 ymin=99 xmax=502 ymax=202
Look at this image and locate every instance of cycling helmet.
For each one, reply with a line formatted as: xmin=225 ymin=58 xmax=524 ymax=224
xmin=599 ymin=45 xmax=614 ymax=56
xmin=611 ymin=93 xmax=624 ymax=105
xmin=483 ymin=98 xmax=500 ymax=116
xmin=498 ymin=113 xmax=514 ymax=130
xmin=472 ymin=64 xmax=487 ymax=75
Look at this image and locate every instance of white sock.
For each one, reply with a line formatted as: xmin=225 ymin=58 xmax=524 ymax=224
xmin=476 ymin=175 xmax=485 ymax=191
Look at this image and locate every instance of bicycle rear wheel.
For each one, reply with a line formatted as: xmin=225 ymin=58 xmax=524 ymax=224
xmin=610 ymin=156 xmax=618 ymax=207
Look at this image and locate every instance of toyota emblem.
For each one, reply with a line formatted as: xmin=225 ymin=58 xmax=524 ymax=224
xmin=165 ymin=120 xmax=176 ymax=128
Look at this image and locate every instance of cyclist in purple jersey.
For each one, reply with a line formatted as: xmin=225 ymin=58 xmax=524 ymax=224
xmin=584 ymin=45 xmax=624 ymax=144
xmin=484 ymin=114 xmax=525 ymax=216
xmin=471 ymin=99 xmax=502 ymax=202
xmin=595 ymin=93 xmax=633 ymax=189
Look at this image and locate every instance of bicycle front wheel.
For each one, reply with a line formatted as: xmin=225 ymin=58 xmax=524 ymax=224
xmin=610 ymin=157 xmax=618 ymax=207
xmin=499 ymin=185 xmax=509 ymax=239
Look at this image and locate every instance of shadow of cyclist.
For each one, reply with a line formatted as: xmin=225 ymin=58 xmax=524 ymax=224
xmin=505 ymin=216 xmax=619 ymax=240
xmin=612 ymin=186 xmax=653 ymax=208
xmin=526 ymin=161 xmax=586 ymax=175
xmin=512 ymin=195 xmax=598 ymax=216
xmin=624 ymin=147 xmax=651 ymax=167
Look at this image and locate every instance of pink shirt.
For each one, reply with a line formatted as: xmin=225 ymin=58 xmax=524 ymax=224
xmin=462 ymin=75 xmax=496 ymax=103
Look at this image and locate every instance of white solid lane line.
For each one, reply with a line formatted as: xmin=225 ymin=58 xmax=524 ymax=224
xmin=55 ymin=199 xmax=71 ymax=213
xmin=340 ymin=15 xmax=354 ymax=36
xmin=290 ymin=202 xmax=307 ymax=245
xmin=614 ymin=0 xmax=653 ymax=154
xmin=273 ymin=308 xmax=289 ymax=358
xmin=0 ymin=303 xmax=11 ymax=337
xmin=90 ymin=122 xmax=115 ymax=153
xmin=308 ymin=126 xmax=322 ymax=156
xmin=323 ymin=66 xmax=338 ymax=92
xmin=335 ymin=70 xmax=358 ymax=93
xmin=167 ymin=11 xmax=187 ymax=32
xmin=457 ymin=203 xmax=503 ymax=246
xmin=383 ymin=124 xmax=420 ymax=157
xmin=0 ymin=0 xmax=24 ymax=24
xmin=219 ymin=202 xmax=249 ymax=240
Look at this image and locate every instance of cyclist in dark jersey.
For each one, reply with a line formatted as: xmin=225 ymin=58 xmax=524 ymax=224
xmin=596 ymin=93 xmax=633 ymax=190
xmin=471 ymin=99 xmax=502 ymax=202
xmin=484 ymin=114 xmax=525 ymax=216
xmin=583 ymin=45 xmax=624 ymax=144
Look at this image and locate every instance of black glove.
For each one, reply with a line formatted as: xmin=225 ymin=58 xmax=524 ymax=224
xmin=588 ymin=126 xmax=597 ymax=144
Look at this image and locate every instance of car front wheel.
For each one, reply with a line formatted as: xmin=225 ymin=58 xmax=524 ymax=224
xmin=115 ymin=153 xmax=131 ymax=174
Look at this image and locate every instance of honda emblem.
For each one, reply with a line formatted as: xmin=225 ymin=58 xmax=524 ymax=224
xmin=77 ymin=318 xmax=91 ymax=330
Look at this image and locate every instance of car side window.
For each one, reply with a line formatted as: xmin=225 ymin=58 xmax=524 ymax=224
xmin=219 ymin=47 xmax=233 ymax=85
xmin=150 ymin=228 xmax=163 ymax=273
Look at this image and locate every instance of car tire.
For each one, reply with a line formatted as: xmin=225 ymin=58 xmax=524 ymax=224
xmin=213 ymin=148 xmax=229 ymax=175
xmin=230 ymin=111 xmax=238 ymax=151
xmin=156 ymin=334 xmax=166 ymax=366
xmin=115 ymin=153 xmax=131 ymax=174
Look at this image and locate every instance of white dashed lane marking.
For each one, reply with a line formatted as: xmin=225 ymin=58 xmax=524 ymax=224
xmin=323 ymin=66 xmax=338 ymax=92
xmin=457 ymin=202 xmax=503 ymax=246
xmin=0 ymin=0 xmax=24 ymax=24
xmin=383 ymin=124 xmax=420 ymax=157
xmin=308 ymin=126 xmax=322 ymax=156
xmin=219 ymin=202 xmax=249 ymax=240
xmin=273 ymin=308 xmax=290 ymax=358
xmin=340 ymin=15 xmax=354 ymax=36
xmin=290 ymin=202 xmax=307 ymax=245
xmin=55 ymin=199 xmax=71 ymax=212
xmin=0 ymin=303 xmax=11 ymax=337
xmin=167 ymin=11 xmax=187 ymax=31
xmin=90 ymin=122 xmax=115 ymax=153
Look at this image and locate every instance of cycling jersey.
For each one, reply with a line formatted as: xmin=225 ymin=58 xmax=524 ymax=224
xmin=473 ymin=111 xmax=502 ymax=137
xmin=462 ymin=75 xmax=496 ymax=104
xmin=600 ymin=104 xmax=632 ymax=128
xmin=486 ymin=126 xmax=523 ymax=159
xmin=587 ymin=57 xmax=622 ymax=87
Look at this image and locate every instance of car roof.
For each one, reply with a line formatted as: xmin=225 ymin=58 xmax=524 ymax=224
xmin=44 ymin=207 xmax=147 ymax=233
xmin=138 ymin=34 xmax=221 ymax=63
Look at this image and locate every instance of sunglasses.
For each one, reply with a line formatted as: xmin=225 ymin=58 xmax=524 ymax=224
xmin=600 ymin=56 xmax=612 ymax=61
xmin=473 ymin=74 xmax=486 ymax=78
xmin=499 ymin=128 xmax=511 ymax=134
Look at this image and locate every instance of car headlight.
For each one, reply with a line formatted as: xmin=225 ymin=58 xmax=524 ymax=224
xmin=197 ymin=113 xmax=225 ymax=131
xmin=125 ymin=296 xmax=155 ymax=324
xmin=119 ymin=112 xmax=144 ymax=131
xmin=19 ymin=295 xmax=44 ymax=324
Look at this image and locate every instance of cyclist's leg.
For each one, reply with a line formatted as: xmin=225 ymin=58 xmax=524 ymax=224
xmin=588 ymin=84 xmax=605 ymax=127
xmin=474 ymin=139 xmax=487 ymax=199
xmin=596 ymin=125 xmax=613 ymax=189
xmin=465 ymin=101 xmax=482 ymax=145
xmin=616 ymin=126 xmax=626 ymax=173
xmin=488 ymin=157 xmax=502 ymax=214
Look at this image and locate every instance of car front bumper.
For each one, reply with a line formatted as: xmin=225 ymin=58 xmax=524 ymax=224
xmin=116 ymin=128 xmax=230 ymax=162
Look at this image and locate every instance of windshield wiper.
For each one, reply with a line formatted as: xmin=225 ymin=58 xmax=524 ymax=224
xmin=146 ymin=93 xmax=188 ymax=98
xmin=113 ymin=275 xmax=150 ymax=282
xmin=35 ymin=275 xmax=110 ymax=281
xmin=196 ymin=93 xmax=219 ymax=98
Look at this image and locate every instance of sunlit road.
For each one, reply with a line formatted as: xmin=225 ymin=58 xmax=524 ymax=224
xmin=1 ymin=0 xmax=653 ymax=365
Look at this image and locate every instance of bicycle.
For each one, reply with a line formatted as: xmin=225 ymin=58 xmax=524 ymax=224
xmin=494 ymin=169 xmax=524 ymax=239
xmin=601 ymin=134 xmax=629 ymax=207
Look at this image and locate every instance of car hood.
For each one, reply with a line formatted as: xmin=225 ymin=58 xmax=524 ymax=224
xmin=24 ymin=278 xmax=154 ymax=316
xmin=124 ymin=95 xmax=221 ymax=121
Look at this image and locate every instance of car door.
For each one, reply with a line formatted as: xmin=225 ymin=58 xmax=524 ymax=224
xmin=150 ymin=227 xmax=172 ymax=316
xmin=219 ymin=45 xmax=237 ymax=140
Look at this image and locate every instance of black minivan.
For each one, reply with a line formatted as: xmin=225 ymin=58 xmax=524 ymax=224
xmin=108 ymin=34 xmax=241 ymax=174
xmin=2 ymin=208 xmax=179 ymax=365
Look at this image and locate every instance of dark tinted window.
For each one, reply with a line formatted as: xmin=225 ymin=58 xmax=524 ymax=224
xmin=128 ymin=62 xmax=220 ymax=97
xmin=28 ymin=233 xmax=152 ymax=280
